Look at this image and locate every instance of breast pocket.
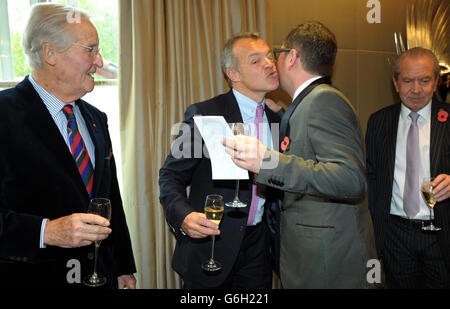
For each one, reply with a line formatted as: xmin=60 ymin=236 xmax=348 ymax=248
xmin=295 ymin=223 xmax=335 ymax=240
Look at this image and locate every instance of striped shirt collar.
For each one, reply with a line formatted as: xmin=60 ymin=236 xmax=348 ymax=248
xmin=28 ymin=75 xmax=75 ymax=117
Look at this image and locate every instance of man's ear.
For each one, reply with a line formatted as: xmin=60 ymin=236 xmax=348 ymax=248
xmin=392 ymin=76 xmax=399 ymax=93
xmin=42 ymin=43 xmax=57 ymax=66
xmin=287 ymin=49 xmax=299 ymax=70
xmin=226 ymin=67 xmax=241 ymax=83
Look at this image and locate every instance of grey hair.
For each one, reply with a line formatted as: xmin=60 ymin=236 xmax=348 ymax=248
xmin=22 ymin=3 xmax=91 ymax=70
xmin=393 ymin=47 xmax=440 ymax=80
xmin=221 ymin=32 xmax=261 ymax=86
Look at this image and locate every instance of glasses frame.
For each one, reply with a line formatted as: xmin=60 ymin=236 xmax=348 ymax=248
xmin=273 ymin=48 xmax=292 ymax=61
xmin=73 ymin=43 xmax=102 ymax=58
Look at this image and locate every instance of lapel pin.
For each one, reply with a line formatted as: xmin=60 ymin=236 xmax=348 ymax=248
xmin=437 ymin=109 xmax=448 ymax=123
xmin=281 ymin=136 xmax=290 ymax=152
xmin=93 ymin=123 xmax=97 ymax=128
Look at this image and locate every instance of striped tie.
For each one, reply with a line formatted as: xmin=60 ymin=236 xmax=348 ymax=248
xmin=62 ymin=105 xmax=94 ymax=198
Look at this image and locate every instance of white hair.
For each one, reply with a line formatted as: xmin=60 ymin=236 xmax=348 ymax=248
xmin=22 ymin=3 xmax=91 ymax=70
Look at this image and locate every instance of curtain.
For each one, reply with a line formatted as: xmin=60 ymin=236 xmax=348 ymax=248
xmin=119 ymin=0 xmax=270 ymax=289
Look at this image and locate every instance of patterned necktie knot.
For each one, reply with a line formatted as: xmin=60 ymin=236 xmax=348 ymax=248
xmin=409 ymin=111 xmax=419 ymax=123
xmin=256 ymin=104 xmax=264 ymax=118
xmin=62 ymin=105 xmax=76 ymax=120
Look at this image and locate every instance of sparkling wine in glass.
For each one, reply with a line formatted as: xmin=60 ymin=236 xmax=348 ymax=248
xmin=225 ymin=123 xmax=249 ymax=208
xmin=201 ymin=194 xmax=224 ymax=272
xmin=421 ymin=177 xmax=441 ymax=231
xmin=83 ymin=198 xmax=112 ymax=287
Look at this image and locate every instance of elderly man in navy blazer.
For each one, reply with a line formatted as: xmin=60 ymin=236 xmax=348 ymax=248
xmin=0 ymin=3 xmax=136 ymax=288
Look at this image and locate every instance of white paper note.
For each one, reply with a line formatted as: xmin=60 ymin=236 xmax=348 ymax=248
xmin=193 ymin=116 xmax=249 ymax=180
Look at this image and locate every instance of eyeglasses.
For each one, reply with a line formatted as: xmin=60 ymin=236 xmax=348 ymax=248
xmin=272 ymin=48 xmax=292 ymax=61
xmin=73 ymin=43 xmax=102 ymax=58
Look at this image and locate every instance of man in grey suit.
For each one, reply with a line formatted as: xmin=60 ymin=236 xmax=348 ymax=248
xmin=223 ymin=22 xmax=377 ymax=288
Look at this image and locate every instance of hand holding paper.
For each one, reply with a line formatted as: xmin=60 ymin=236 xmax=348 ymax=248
xmin=222 ymin=135 xmax=267 ymax=174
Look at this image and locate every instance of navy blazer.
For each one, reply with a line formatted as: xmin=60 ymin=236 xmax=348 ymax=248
xmin=0 ymin=77 xmax=136 ymax=287
xmin=159 ymin=91 xmax=281 ymax=287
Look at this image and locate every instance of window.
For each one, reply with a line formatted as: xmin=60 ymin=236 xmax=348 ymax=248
xmin=0 ymin=0 xmax=123 ymax=187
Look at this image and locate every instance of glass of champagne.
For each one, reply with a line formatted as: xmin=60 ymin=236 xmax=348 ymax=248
xmin=83 ymin=198 xmax=112 ymax=287
xmin=201 ymin=194 xmax=224 ymax=272
xmin=225 ymin=123 xmax=249 ymax=208
xmin=421 ymin=177 xmax=441 ymax=231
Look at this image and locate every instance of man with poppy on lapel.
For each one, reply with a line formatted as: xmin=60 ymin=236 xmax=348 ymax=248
xmin=366 ymin=47 xmax=450 ymax=288
xmin=0 ymin=3 xmax=136 ymax=288
xmin=223 ymin=22 xmax=377 ymax=288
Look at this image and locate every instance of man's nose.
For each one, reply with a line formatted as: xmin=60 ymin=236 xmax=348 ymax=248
xmin=94 ymin=52 xmax=104 ymax=68
xmin=411 ymin=80 xmax=421 ymax=93
xmin=264 ymin=57 xmax=276 ymax=69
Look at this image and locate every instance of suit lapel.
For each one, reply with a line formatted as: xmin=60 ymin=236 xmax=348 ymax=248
xmin=430 ymin=100 xmax=447 ymax=177
xmin=265 ymin=107 xmax=281 ymax=151
xmin=279 ymin=77 xmax=331 ymax=146
xmin=220 ymin=90 xmax=244 ymax=124
xmin=19 ymin=78 xmax=83 ymax=185
xmin=384 ymin=104 xmax=401 ymax=186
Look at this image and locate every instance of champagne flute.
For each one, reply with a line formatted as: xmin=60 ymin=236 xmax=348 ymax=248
xmin=83 ymin=198 xmax=112 ymax=287
xmin=421 ymin=177 xmax=441 ymax=231
xmin=225 ymin=123 xmax=249 ymax=208
xmin=201 ymin=194 xmax=224 ymax=272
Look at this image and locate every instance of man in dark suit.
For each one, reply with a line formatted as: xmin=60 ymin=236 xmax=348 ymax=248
xmin=366 ymin=47 xmax=450 ymax=288
xmin=159 ymin=32 xmax=280 ymax=288
xmin=0 ymin=3 xmax=136 ymax=288
xmin=224 ymin=22 xmax=377 ymax=288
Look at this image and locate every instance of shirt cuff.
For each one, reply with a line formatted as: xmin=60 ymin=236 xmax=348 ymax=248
xmin=40 ymin=218 xmax=48 ymax=249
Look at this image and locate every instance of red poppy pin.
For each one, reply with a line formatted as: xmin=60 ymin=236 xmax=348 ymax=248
xmin=437 ymin=109 xmax=448 ymax=123
xmin=281 ymin=136 xmax=290 ymax=152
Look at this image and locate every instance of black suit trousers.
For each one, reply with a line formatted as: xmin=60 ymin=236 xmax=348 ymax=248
xmin=383 ymin=215 xmax=450 ymax=288
xmin=183 ymin=221 xmax=272 ymax=289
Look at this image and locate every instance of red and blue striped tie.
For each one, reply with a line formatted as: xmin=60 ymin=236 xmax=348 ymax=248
xmin=62 ymin=105 xmax=94 ymax=198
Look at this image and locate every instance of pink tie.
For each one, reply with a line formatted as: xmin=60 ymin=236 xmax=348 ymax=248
xmin=247 ymin=104 xmax=264 ymax=226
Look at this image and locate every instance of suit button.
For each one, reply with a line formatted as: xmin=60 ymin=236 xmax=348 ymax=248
xmin=240 ymin=226 xmax=244 ymax=232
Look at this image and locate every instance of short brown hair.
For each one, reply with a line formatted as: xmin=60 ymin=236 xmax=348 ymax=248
xmin=283 ymin=22 xmax=337 ymax=77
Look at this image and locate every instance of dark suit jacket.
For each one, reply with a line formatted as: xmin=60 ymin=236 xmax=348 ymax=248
xmin=366 ymin=99 xmax=450 ymax=269
xmin=159 ymin=90 xmax=280 ymax=287
xmin=0 ymin=77 xmax=136 ymax=288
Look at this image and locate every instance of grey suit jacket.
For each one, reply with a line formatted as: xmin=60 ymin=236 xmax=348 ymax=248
xmin=257 ymin=84 xmax=377 ymax=288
